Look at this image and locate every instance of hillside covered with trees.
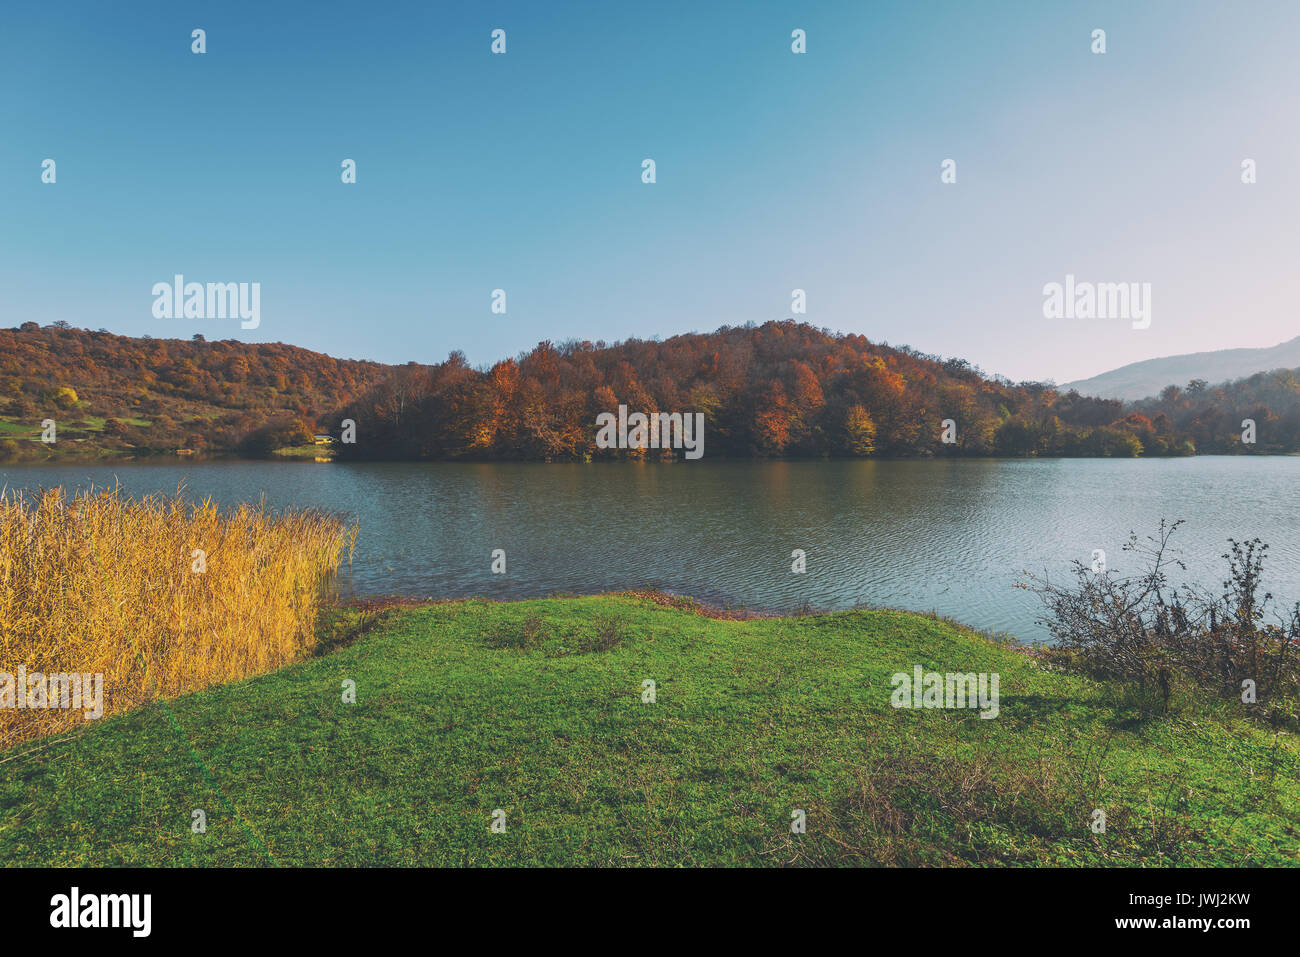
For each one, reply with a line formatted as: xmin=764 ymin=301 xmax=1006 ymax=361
xmin=2 ymin=320 xmax=1296 ymax=461
xmin=333 ymin=321 xmax=1294 ymax=461
xmin=0 ymin=323 xmax=388 ymax=460
xmin=1128 ymin=372 xmax=1300 ymax=454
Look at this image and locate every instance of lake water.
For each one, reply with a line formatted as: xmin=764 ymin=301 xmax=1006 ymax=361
xmin=3 ymin=457 xmax=1297 ymax=643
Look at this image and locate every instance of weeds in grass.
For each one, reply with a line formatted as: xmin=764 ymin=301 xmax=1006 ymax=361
xmin=487 ymin=610 xmax=546 ymax=649
xmin=583 ymin=613 xmax=627 ymax=652
xmin=486 ymin=610 xmax=627 ymax=654
xmin=772 ymin=722 xmax=1213 ymax=867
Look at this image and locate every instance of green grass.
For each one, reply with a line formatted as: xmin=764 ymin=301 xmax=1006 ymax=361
xmin=2 ymin=595 xmax=1297 ymax=866
xmin=0 ymin=414 xmax=150 ymax=433
xmin=0 ymin=414 xmax=155 ymax=461
xmin=271 ymin=443 xmax=334 ymax=459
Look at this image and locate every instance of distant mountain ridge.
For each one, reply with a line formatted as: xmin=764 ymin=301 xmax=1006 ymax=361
xmin=1062 ymin=336 xmax=1300 ymax=400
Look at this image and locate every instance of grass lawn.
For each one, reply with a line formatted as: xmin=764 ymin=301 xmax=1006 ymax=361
xmin=271 ymin=443 xmax=334 ymax=459
xmin=0 ymin=413 xmax=152 ymax=460
xmin=2 ymin=595 xmax=1297 ymax=866
xmin=0 ymin=419 xmax=35 ymax=435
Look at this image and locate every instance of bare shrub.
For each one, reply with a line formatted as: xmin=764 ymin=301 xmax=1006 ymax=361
xmin=1023 ymin=521 xmax=1300 ymax=725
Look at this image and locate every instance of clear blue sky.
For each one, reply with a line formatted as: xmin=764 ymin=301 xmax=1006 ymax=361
xmin=2 ymin=0 xmax=1297 ymax=383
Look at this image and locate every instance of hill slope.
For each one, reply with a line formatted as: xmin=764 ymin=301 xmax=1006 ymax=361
xmin=1062 ymin=336 xmax=1300 ymax=401
xmin=335 ymin=321 xmax=1167 ymax=459
xmin=0 ymin=323 xmax=392 ymax=459
xmin=2 ymin=596 xmax=1295 ymax=866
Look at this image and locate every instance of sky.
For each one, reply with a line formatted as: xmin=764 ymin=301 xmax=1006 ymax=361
xmin=1 ymin=0 xmax=1298 ymax=384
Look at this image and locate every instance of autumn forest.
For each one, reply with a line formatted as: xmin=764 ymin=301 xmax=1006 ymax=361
xmin=1 ymin=320 xmax=1297 ymax=462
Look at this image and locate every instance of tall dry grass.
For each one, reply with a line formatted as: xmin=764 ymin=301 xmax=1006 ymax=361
xmin=0 ymin=485 xmax=355 ymax=748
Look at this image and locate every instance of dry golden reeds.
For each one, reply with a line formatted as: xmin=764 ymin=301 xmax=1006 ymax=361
xmin=0 ymin=485 xmax=354 ymax=748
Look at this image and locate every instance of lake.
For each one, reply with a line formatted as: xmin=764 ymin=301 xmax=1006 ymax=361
xmin=3 ymin=457 xmax=1296 ymax=643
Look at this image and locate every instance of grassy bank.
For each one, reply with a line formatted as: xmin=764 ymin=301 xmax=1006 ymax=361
xmin=2 ymin=594 xmax=1297 ymax=866
xmin=0 ymin=487 xmax=353 ymax=748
